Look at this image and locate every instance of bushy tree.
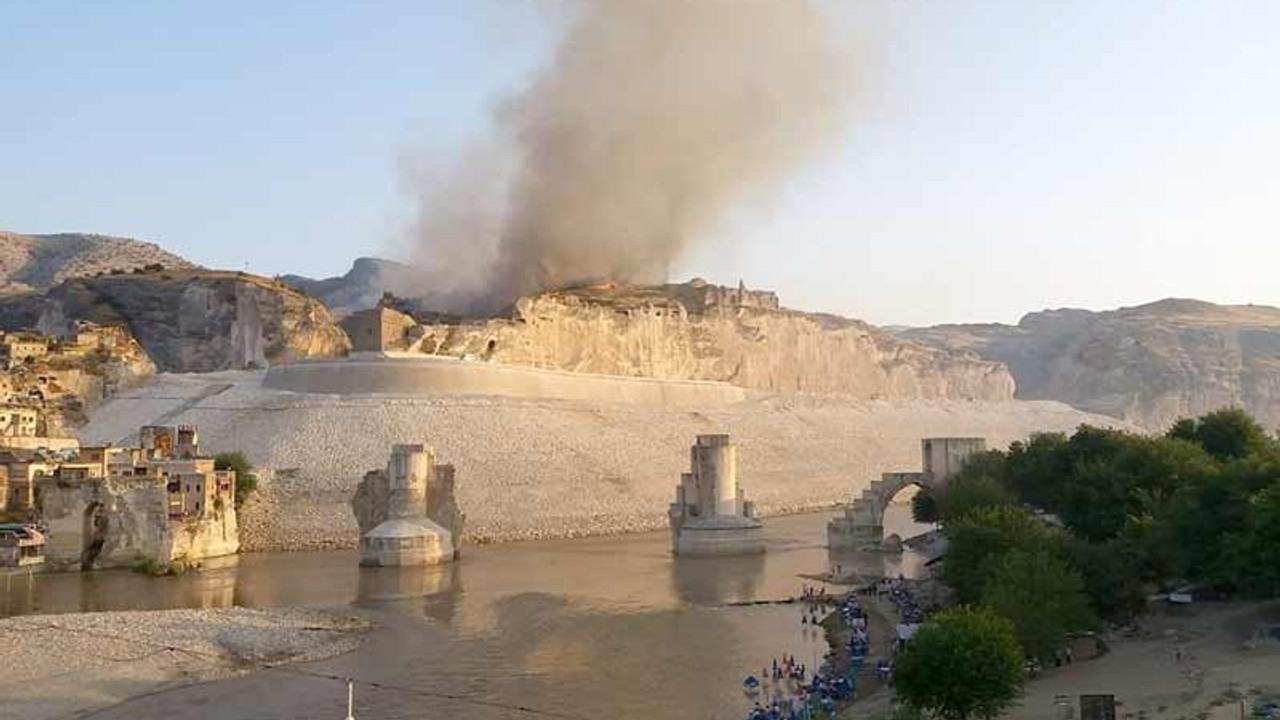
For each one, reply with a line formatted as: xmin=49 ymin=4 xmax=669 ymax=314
xmin=213 ymin=451 xmax=259 ymax=508
xmin=893 ymin=607 xmax=1024 ymax=720
xmin=1168 ymin=408 xmax=1270 ymax=461
xmin=980 ymin=550 xmax=1097 ymax=660
xmin=1003 ymin=432 xmax=1070 ymax=510
xmin=1068 ymin=537 xmax=1148 ymax=621
xmin=942 ymin=505 xmax=1059 ymax=604
xmin=912 ymin=487 xmax=939 ymax=524
xmin=1225 ymin=484 xmax=1280 ymax=597
xmin=937 ymin=474 xmax=1015 ymax=524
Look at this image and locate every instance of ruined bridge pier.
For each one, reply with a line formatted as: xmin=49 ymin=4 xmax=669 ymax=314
xmin=827 ymin=437 xmax=985 ymax=551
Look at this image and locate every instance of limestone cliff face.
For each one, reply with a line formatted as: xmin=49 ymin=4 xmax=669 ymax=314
xmin=407 ymin=282 xmax=1013 ymax=401
xmin=0 ymin=270 xmax=350 ymax=373
xmin=901 ymin=299 xmax=1280 ymax=431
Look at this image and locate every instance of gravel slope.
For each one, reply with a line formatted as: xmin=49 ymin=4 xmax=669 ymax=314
xmin=0 ymin=606 xmax=370 ymax=720
xmin=79 ymin=372 xmax=1125 ymax=551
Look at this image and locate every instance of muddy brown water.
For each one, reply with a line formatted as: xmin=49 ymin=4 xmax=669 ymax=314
xmin=2 ymin=508 xmax=929 ymax=720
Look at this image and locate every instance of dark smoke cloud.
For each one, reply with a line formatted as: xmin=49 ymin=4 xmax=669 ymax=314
xmin=400 ymin=0 xmax=853 ymax=314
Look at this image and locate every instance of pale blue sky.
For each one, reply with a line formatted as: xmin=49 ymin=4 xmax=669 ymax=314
xmin=3 ymin=1 xmax=1277 ymax=326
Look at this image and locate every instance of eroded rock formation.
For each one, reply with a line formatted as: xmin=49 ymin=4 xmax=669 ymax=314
xmin=902 ymin=299 xmax=1280 ymax=431
xmin=0 ymin=270 xmax=350 ymax=373
xmin=379 ymin=281 xmax=1014 ymax=401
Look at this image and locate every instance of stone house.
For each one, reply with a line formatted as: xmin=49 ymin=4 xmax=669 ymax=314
xmin=1 ymin=334 xmax=50 ymax=367
xmin=341 ymin=306 xmax=422 ymax=353
xmin=0 ymin=405 xmax=38 ymax=438
xmin=0 ymin=449 xmax=59 ymax=514
xmin=0 ymin=523 xmax=45 ymax=567
xmin=35 ymin=425 xmax=239 ymax=570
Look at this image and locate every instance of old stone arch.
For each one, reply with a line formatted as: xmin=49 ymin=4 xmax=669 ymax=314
xmin=81 ymin=500 xmax=109 ymax=570
xmin=828 ymin=437 xmax=986 ymax=551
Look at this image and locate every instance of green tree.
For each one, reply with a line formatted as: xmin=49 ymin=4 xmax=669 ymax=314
xmin=1003 ymin=432 xmax=1071 ymax=511
xmin=1161 ymin=472 xmax=1251 ymax=580
xmin=1224 ymin=484 xmax=1280 ymax=597
xmin=980 ymin=550 xmax=1097 ymax=660
xmin=912 ymin=487 xmax=939 ymax=524
xmin=893 ymin=607 xmax=1024 ymax=720
xmin=1168 ymin=408 xmax=1271 ymax=461
xmin=937 ymin=474 xmax=1014 ymax=524
xmin=213 ymin=451 xmax=259 ymax=508
xmin=942 ymin=505 xmax=1059 ymax=604
xmin=1068 ymin=537 xmax=1148 ymax=622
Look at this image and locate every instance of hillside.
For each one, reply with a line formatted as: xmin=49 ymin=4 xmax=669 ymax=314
xmin=0 ymin=231 xmax=194 ymax=294
xmin=368 ymin=280 xmax=1016 ymax=401
xmin=0 ymin=269 xmax=350 ymax=373
xmin=901 ymin=299 xmax=1280 ymax=430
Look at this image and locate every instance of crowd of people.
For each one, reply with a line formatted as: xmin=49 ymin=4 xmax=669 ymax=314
xmin=742 ymin=585 xmax=864 ymax=720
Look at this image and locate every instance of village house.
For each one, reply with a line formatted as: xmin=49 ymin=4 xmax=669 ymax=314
xmin=0 ymin=405 xmax=38 ymax=439
xmin=0 ymin=523 xmax=45 ymax=568
xmin=1 ymin=332 xmax=51 ymax=368
xmin=0 ymin=448 xmax=60 ymax=515
xmin=36 ymin=424 xmax=239 ymax=570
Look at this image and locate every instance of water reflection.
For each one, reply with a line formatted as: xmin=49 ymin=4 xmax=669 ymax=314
xmin=3 ymin=510 xmax=933 ymax=720
xmin=356 ymin=563 xmax=459 ymax=605
xmin=670 ymin=552 xmax=767 ymax=605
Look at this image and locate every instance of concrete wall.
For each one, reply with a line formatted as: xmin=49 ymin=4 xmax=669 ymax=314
xmin=263 ymin=355 xmax=746 ymax=407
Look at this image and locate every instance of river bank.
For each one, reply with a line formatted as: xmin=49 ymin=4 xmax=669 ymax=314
xmin=0 ymin=606 xmax=372 ymax=720
xmin=0 ymin=511 xmax=892 ymax=720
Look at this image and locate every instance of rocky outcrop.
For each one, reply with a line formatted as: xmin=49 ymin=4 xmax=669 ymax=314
xmin=901 ymin=299 xmax=1280 ymax=431
xmin=398 ymin=281 xmax=1013 ymax=401
xmin=0 ymin=270 xmax=350 ymax=373
xmin=280 ymin=257 xmax=418 ymax=318
xmin=0 ymin=231 xmax=194 ymax=295
xmin=38 ymin=475 xmax=238 ymax=571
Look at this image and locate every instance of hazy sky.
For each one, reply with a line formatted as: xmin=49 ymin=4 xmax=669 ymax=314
xmin=3 ymin=1 xmax=1277 ymax=326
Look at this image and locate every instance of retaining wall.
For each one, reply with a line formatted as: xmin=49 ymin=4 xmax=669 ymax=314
xmin=263 ymin=354 xmax=746 ymax=407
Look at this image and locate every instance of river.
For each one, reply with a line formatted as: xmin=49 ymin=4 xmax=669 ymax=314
xmin=1 ymin=507 xmax=930 ymax=720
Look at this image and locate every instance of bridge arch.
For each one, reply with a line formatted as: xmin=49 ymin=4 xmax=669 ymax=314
xmin=828 ymin=437 xmax=986 ymax=551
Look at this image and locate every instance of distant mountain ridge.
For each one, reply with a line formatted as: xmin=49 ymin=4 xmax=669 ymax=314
xmin=280 ymin=257 xmax=418 ymax=318
xmin=0 ymin=231 xmax=195 ymax=294
xmin=901 ymin=298 xmax=1280 ymax=430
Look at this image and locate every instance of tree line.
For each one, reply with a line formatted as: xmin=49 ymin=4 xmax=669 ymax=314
xmin=893 ymin=408 xmax=1280 ymax=719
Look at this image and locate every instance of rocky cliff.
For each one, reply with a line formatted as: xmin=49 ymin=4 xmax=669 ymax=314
xmin=0 ymin=231 xmax=194 ymax=294
xmin=901 ymin=299 xmax=1280 ymax=431
xmin=0 ymin=270 xmax=350 ymax=373
xmin=391 ymin=281 xmax=1014 ymax=401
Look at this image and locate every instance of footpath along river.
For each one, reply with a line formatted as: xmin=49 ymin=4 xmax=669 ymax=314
xmin=1 ymin=508 xmax=929 ymax=720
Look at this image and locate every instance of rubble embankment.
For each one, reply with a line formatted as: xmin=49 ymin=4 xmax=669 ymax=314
xmin=0 ymin=606 xmax=372 ymax=720
xmin=78 ymin=372 xmax=1128 ymax=552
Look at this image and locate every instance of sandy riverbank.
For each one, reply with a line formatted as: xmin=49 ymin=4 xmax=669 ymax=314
xmin=841 ymin=601 xmax=1280 ymax=720
xmin=1011 ymin=602 xmax=1280 ymax=720
xmin=0 ymin=606 xmax=373 ymax=720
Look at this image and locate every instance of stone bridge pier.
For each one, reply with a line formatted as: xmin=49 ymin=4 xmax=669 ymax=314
xmin=827 ymin=437 xmax=985 ymax=551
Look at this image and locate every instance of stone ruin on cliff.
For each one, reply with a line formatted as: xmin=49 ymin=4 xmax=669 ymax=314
xmin=352 ymin=443 xmax=465 ymax=566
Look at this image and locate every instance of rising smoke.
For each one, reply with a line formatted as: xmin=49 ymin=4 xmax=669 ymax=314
xmin=401 ymin=0 xmax=853 ymax=314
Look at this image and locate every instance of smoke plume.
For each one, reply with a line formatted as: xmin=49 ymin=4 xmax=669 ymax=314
xmin=402 ymin=0 xmax=853 ymax=314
